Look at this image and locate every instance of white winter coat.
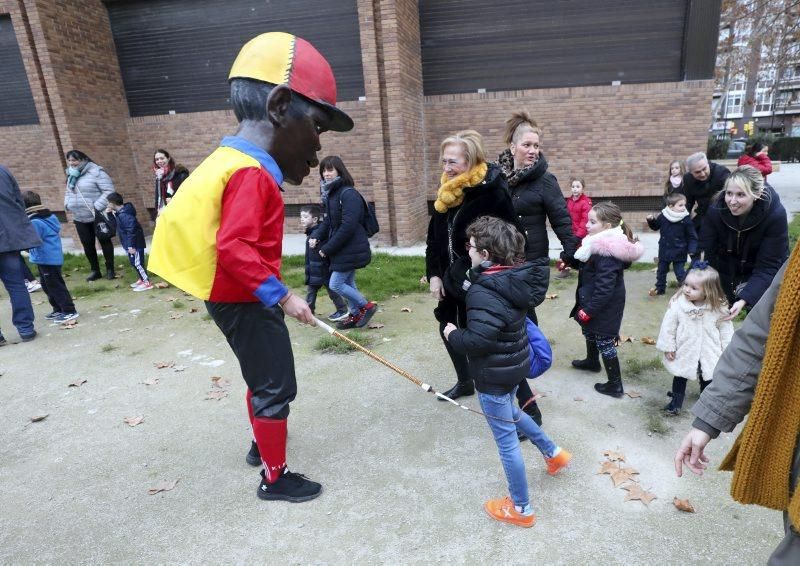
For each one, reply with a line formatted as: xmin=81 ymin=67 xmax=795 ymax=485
xmin=655 ymin=295 xmax=734 ymax=380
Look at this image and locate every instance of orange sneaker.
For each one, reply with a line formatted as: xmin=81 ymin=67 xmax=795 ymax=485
xmin=545 ymin=448 xmax=572 ymax=476
xmin=483 ymin=496 xmax=536 ymax=528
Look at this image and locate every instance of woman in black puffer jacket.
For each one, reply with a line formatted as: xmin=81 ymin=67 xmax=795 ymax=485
xmin=310 ymin=156 xmax=377 ymax=330
xmin=699 ymin=165 xmax=789 ymax=319
xmin=495 ymin=112 xmax=578 ymax=323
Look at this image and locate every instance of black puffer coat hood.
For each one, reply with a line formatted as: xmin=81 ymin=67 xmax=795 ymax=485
xmin=447 ymin=263 xmax=536 ymax=395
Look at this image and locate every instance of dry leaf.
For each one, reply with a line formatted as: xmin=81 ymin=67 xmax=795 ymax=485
xmin=148 ymin=479 xmax=178 ymax=495
xmin=189 ymin=307 xmax=199 ymax=313
xmin=597 ymin=461 xmax=619 ymax=475
xmin=154 ymin=282 xmax=169 ymax=289
xmin=205 ymin=390 xmax=228 ymax=400
xmin=391 ymin=294 xmax=400 ymax=299
xmin=124 ymin=415 xmax=145 ymax=427
xmin=30 ymin=414 xmax=49 ymax=422
xmin=210 ymin=376 xmax=230 ymax=389
xmin=611 ymin=468 xmax=640 ymax=487
xmin=618 ymin=335 xmax=633 ymax=343
xmin=546 ymin=293 xmax=558 ymax=300
xmin=142 ymin=378 xmax=160 ymax=386
xmin=623 ymin=484 xmax=657 ymax=505
xmin=101 ymin=304 xmax=113 ymax=308
xmin=60 ymin=320 xmax=78 ymax=329
xmin=400 ymin=307 xmax=413 ymax=313
xmin=68 ymin=378 xmax=87 ymax=387
xmin=673 ymin=497 xmax=695 ymax=513
xmin=573 ymin=396 xmax=584 ymax=402
xmin=641 ymin=337 xmax=656 ymax=345
xmin=418 ymin=276 xmax=427 ymax=285
xmin=603 ymin=450 xmax=626 ymax=462
xmin=164 ymin=296 xmax=177 ymax=302
xmin=169 ymin=312 xmax=183 ymax=320
xmin=154 ymin=361 xmax=174 ymax=369
xmin=368 ymin=323 xmax=385 ymax=329
xmin=625 ymin=391 xmax=642 ymax=398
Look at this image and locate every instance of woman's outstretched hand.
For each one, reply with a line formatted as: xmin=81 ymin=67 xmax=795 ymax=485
xmin=674 ymin=428 xmax=711 ymax=477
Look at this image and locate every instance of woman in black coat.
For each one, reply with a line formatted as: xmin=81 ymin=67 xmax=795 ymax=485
xmin=153 ymin=149 xmax=189 ymax=215
xmin=310 ymin=156 xmax=377 ymax=330
xmin=699 ymin=165 xmax=789 ymax=318
xmin=425 ymin=130 xmax=546 ymax=414
xmin=495 ymin=112 xmax=578 ymax=322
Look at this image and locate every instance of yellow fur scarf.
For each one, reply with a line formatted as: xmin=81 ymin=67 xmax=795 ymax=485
xmin=719 ymin=242 xmax=800 ymax=526
xmin=433 ymin=162 xmax=488 ymax=213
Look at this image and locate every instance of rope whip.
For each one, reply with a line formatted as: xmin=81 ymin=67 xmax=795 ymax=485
xmin=313 ymin=317 xmax=519 ymax=424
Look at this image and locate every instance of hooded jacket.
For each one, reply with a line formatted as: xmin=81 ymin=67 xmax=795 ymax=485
xmin=447 ymin=263 xmax=536 ymax=394
xmin=27 ymin=208 xmax=63 ymax=265
xmin=570 ymin=231 xmax=645 ymax=336
xmin=699 ymin=184 xmax=789 ymax=307
xmin=63 ymin=161 xmax=116 ymax=223
xmin=304 ymin=224 xmax=332 ymax=286
xmin=566 ymin=193 xmax=592 ymax=240
xmin=737 ymin=153 xmax=772 ymax=181
xmin=113 ymin=202 xmax=146 ymax=251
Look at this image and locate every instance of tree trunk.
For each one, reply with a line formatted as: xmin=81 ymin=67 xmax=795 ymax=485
xmin=741 ymin=1 xmax=768 ymax=124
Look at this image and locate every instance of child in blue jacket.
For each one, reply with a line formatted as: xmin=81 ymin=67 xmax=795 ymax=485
xmin=22 ymin=191 xmax=78 ymax=322
xmin=107 ymin=192 xmax=152 ymax=291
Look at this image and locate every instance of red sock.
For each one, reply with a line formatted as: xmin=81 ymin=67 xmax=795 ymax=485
xmin=253 ymin=417 xmax=287 ymax=484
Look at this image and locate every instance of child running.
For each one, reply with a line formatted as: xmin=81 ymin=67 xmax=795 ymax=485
xmin=443 ymin=216 xmax=571 ymax=528
xmin=656 ymin=263 xmax=734 ymax=415
xmin=107 ymin=192 xmax=153 ymax=291
xmin=646 ymin=193 xmax=697 ymax=296
xmin=570 ymin=202 xmax=644 ymax=397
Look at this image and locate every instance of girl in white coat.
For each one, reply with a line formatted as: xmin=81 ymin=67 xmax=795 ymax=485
xmin=656 ymin=263 xmax=734 ymax=415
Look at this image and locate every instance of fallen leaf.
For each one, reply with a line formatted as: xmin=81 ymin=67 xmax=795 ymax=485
xmin=400 ymin=307 xmax=413 ymax=313
xmin=60 ymin=320 xmax=78 ymax=329
xmin=68 ymin=378 xmax=87 ymax=387
xmin=641 ymin=337 xmax=656 ymax=345
xmin=597 ymin=461 xmax=619 ymax=475
xmin=603 ymin=450 xmax=626 ymax=462
xmin=418 ymin=276 xmax=428 ymax=285
xmin=154 ymin=282 xmax=169 ymax=289
xmin=101 ymin=304 xmax=113 ymax=308
xmin=673 ymin=497 xmax=696 ymax=513
xmin=611 ymin=468 xmax=640 ymax=487
xmin=169 ymin=312 xmax=183 ymax=320
xmin=148 ymin=479 xmax=178 ymax=495
xmin=154 ymin=361 xmax=174 ymax=369
xmin=124 ymin=415 xmax=144 ymax=427
xmin=618 ymin=335 xmax=633 ymax=343
xmin=210 ymin=376 xmax=230 ymax=389
xmin=205 ymin=390 xmax=228 ymax=400
xmin=368 ymin=323 xmax=385 ymax=329
xmin=623 ymin=484 xmax=657 ymax=505
xmin=391 ymin=294 xmax=400 ymax=299
xmin=625 ymin=391 xmax=642 ymax=398
xmin=173 ymin=365 xmax=187 ymax=372
xmin=546 ymin=293 xmax=558 ymax=300
xmin=142 ymin=378 xmax=160 ymax=386
xmin=189 ymin=308 xmax=199 ymax=313
xmin=30 ymin=414 xmax=49 ymax=422
xmin=573 ymin=396 xmax=584 ymax=402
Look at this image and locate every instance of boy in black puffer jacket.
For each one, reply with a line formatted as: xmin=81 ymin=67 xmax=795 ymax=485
xmin=646 ymin=193 xmax=697 ymax=296
xmin=444 ymin=216 xmax=571 ymax=528
xmin=300 ymin=205 xmax=347 ymax=321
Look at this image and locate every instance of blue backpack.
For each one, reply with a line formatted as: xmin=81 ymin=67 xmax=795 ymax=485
xmin=526 ymin=318 xmax=552 ymax=379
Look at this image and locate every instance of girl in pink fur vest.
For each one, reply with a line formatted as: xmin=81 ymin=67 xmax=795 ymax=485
xmin=569 ymin=202 xmax=644 ymax=398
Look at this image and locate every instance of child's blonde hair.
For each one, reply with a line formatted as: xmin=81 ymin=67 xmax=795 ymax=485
xmin=679 ymin=264 xmax=729 ymax=313
xmin=591 ymin=201 xmax=637 ymax=243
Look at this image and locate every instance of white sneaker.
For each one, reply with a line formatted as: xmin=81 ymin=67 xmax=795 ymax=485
xmin=26 ymin=280 xmax=42 ymax=293
xmin=133 ymin=281 xmax=154 ymax=292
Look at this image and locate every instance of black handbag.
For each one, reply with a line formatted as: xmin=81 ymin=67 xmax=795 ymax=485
xmin=93 ymin=210 xmax=116 ymax=242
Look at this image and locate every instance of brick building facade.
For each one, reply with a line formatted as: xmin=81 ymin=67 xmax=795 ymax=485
xmin=0 ymin=0 xmax=720 ymax=245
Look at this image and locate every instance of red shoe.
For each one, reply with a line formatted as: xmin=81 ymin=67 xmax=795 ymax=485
xmin=545 ymin=447 xmax=572 ymax=476
xmin=483 ymin=496 xmax=536 ymax=528
xmin=336 ymin=312 xmax=362 ymax=330
xmin=355 ymin=302 xmax=378 ymax=328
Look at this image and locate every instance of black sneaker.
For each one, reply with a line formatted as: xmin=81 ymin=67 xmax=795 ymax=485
xmin=105 ymin=270 xmax=116 ymax=280
xmin=257 ymin=468 xmax=322 ymax=502
xmin=45 ymin=311 xmax=64 ymax=320
xmin=355 ymin=302 xmax=378 ymax=328
xmin=86 ymin=271 xmax=102 ymax=282
xmin=246 ymin=441 xmax=261 ymax=466
xmin=21 ymin=331 xmax=37 ymax=342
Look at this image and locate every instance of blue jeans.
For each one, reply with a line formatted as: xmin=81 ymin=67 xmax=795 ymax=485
xmin=0 ymin=251 xmax=36 ymax=337
xmin=478 ymin=386 xmax=558 ymax=508
xmin=329 ymin=270 xmax=367 ymax=315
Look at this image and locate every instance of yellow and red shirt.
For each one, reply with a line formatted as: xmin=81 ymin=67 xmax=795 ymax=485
xmin=148 ymin=136 xmax=288 ymax=305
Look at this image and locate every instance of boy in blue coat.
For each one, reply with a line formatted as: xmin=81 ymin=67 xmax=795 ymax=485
xmin=646 ymin=193 xmax=698 ymax=296
xmin=107 ymin=192 xmax=152 ymax=291
xmin=22 ymin=191 xmax=78 ymax=323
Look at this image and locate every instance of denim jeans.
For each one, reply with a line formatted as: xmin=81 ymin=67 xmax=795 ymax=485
xmin=329 ymin=270 xmax=367 ymax=315
xmin=0 ymin=251 xmax=36 ymax=337
xmin=478 ymin=386 xmax=558 ymax=508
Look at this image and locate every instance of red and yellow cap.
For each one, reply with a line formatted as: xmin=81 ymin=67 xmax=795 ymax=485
xmin=229 ymin=32 xmax=353 ymax=132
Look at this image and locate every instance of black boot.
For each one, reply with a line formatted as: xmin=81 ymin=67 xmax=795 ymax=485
xmin=572 ymin=339 xmax=602 ymax=372
xmin=86 ymin=271 xmax=102 ymax=282
xmin=246 ymin=440 xmax=261 ymax=466
xmin=663 ymin=391 xmax=685 ymax=416
xmin=105 ymin=269 xmax=116 ymax=280
xmin=594 ymin=357 xmax=624 ymax=398
xmin=438 ymin=380 xmax=474 ymax=401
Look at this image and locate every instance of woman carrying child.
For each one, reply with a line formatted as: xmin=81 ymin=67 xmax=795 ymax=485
xmin=443 ymin=216 xmax=571 ymax=527
xmin=570 ymin=202 xmax=644 ymax=397
xmin=656 ymin=263 xmax=734 ymax=415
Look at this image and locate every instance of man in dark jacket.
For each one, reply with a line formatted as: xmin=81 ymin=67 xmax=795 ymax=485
xmin=682 ymin=152 xmax=731 ymax=241
xmin=0 ymin=165 xmax=41 ymax=343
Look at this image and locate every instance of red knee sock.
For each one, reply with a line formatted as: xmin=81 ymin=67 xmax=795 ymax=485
xmin=253 ymin=417 xmax=287 ymax=484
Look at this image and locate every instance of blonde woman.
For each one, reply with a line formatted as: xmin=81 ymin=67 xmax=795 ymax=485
xmin=699 ymin=165 xmax=788 ymax=318
xmin=425 ymin=130 xmax=522 ymax=401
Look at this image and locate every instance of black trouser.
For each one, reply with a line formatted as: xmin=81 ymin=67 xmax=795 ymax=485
xmin=306 ymin=284 xmax=346 ymax=314
xmin=20 ymin=253 xmax=35 ymax=281
xmin=205 ymin=301 xmax=296 ymax=420
xmin=436 ymin=297 xmax=471 ymax=384
xmin=74 ymin=221 xmax=115 ymax=273
xmin=655 ymin=259 xmax=686 ymax=293
xmin=37 ymin=265 xmax=75 ymax=314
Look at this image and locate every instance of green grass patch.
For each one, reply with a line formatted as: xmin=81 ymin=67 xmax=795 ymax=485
xmin=625 ymin=356 xmax=662 ymax=377
xmin=644 ymin=412 xmax=670 ymax=435
xmin=201 ymin=313 xmax=212 ymax=322
xmin=70 ymin=283 xmax=114 ymax=296
xmin=314 ymin=330 xmax=373 ymax=354
xmin=172 ymin=300 xmax=185 ymax=309
xmin=789 ymin=214 xmax=800 ymax=250
xmin=100 ymin=343 xmax=118 ymax=353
